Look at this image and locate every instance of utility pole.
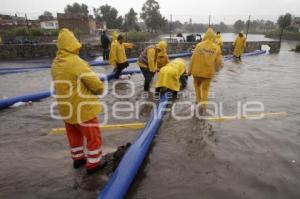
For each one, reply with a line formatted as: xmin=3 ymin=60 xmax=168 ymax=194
xmin=125 ymin=14 xmax=128 ymax=42
xmin=279 ymin=27 xmax=284 ymax=48
xmin=169 ymin=14 xmax=172 ymax=40
xmin=209 ymin=15 xmax=211 ymax=27
xmin=25 ymin=13 xmax=30 ymax=31
xmin=246 ymin=15 xmax=251 ymax=39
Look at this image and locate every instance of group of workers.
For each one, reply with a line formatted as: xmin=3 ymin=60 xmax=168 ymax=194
xmin=51 ymin=27 xmax=247 ymax=175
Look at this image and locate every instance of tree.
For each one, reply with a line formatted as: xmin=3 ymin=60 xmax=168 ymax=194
xmin=64 ymin=3 xmax=89 ymax=17
xmin=38 ymin=11 xmax=54 ymax=21
xmin=125 ymin=8 xmax=139 ymax=31
xmin=277 ymin=13 xmax=292 ymax=29
xmin=94 ymin=4 xmax=123 ymax=29
xmin=234 ymin=20 xmax=245 ymax=32
xmin=141 ymin=0 xmax=167 ymax=32
xmin=214 ymin=22 xmax=228 ymax=32
xmin=277 ymin=13 xmax=292 ymax=46
xmin=173 ymin=20 xmax=183 ymax=30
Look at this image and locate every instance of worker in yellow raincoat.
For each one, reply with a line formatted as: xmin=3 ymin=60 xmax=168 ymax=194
xmin=109 ymin=32 xmax=134 ymax=79
xmin=51 ymin=28 xmax=106 ymax=175
xmin=215 ymin=32 xmax=223 ymax=49
xmin=137 ymin=41 xmax=168 ymax=91
xmin=155 ymin=58 xmax=186 ymax=97
xmin=233 ymin=31 xmax=247 ymax=60
xmin=157 ymin=50 xmax=169 ymax=70
xmin=189 ymin=28 xmax=223 ymax=112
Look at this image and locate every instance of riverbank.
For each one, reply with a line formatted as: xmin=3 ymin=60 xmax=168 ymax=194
xmin=265 ymin=30 xmax=300 ymax=40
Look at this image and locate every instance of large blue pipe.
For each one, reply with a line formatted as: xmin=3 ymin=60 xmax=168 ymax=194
xmin=0 ymin=69 xmax=141 ymax=110
xmin=0 ymin=52 xmax=193 ymax=74
xmin=0 ymin=91 xmax=52 ymax=110
xmin=98 ymin=93 xmax=169 ymax=199
xmin=0 ymin=50 xmax=264 ymax=75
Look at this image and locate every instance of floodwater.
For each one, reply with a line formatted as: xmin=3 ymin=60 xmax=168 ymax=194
xmin=0 ymin=41 xmax=300 ymax=199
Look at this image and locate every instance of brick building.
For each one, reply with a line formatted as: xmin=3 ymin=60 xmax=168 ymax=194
xmin=57 ymin=13 xmax=96 ymax=34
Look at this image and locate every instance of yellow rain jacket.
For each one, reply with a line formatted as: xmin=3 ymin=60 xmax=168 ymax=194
xmin=51 ymin=28 xmax=104 ymax=124
xmin=155 ymin=59 xmax=185 ymax=92
xmin=109 ymin=31 xmax=133 ymax=67
xmin=189 ymin=28 xmax=223 ymax=78
xmin=233 ymin=35 xmax=246 ymax=57
xmin=215 ymin=34 xmax=223 ymax=48
xmin=157 ymin=50 xmax=169 ymax=69
xmin=138 ymin=41 xmax=168 ymax=72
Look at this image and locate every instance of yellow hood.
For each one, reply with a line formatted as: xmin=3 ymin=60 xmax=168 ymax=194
xmin=156 ymin=41 xmax=167 ymax=51
xmin=203 ymin=28 xmax=216 ymax=41
xmin=56 ymin=28 xmax=81 ymax=54
xmin=112 ymin=31 xmax=119 ymax=41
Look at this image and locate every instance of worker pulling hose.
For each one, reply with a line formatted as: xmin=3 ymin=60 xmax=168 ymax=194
xmin=98 ymin=93 xmax=170 ymax=199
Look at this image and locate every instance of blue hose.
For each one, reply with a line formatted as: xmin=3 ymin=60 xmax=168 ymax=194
xmin=98 ymin=93 xmax=169 ymax=199
xmin=0 ymin=91 xmax=51 ymax=110
xmin=0 ymin=52 xmax=193 ymax=75
xmin=0 ymin=69 xmax=141 ymax=110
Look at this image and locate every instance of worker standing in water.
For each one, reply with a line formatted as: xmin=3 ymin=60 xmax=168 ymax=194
xmin=233 ymin=31 xmax=247 ymax=60
xmin=154 ymin=58 xmax=187 ymax=97
xmin=100 ymin=31 xmax=110 ymax=61
xmin=137 ymin=41 xmax=168 ymax=91
xmin=109 ymin=32 xmax=134 ymax=79
xmin=215 ymin=32 xmax=223 ymax=49
xmin=189 ymin=28 xmax=223 ymax=113
xmin=51 ymin=28 xmax=105 ymax=175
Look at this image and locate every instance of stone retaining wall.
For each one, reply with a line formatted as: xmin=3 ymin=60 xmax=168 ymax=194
xmin=0 ymin=41 xmax=280 ymax=60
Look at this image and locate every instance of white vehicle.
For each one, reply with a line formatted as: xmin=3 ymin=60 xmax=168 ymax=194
xmin=162 ymin=36 xmax=185 ymax=43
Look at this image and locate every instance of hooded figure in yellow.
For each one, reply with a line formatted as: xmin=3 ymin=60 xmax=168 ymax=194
xmin=233 ymin=31 xmax=247 ymax=59
xmin=157 ymin=50 xmax=169 ymax=69
xmin=138 ymin=41 xmax=168 ymax=91
xmin=109 ymin=31 xmax=119 ymax=66
xmin=109 ymin=32 xmax=134 ymax=78
xmin=215 ymin=32 xmax=223 ymax=49
xmin=189 ymin=28 xmax=223 ymax=110
xmin=155 ymin=58 xmax=186 ymax=93
xmin=51 ymin=28 xmax=105 ymax=174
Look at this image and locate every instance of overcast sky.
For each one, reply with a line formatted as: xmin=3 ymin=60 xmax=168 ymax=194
xmin=1 ymin=0 xmax=300 ymax=23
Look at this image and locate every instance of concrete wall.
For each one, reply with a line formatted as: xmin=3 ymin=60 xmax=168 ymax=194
xmin=0 ymin=41 xmax=280 ymax=60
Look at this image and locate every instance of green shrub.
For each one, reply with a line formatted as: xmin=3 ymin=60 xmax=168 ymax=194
xmin=296 ymin=43 xmax=300 ymax=52
xmin=265 ymin=29 xmax=300 ymax=40
xmin=29 ymin=28 xmax=43 ymax=36
xmin=124 ymin=31 xmax=158 ymax=42
xmin=15 ymin=27 xmax=29 ymax=36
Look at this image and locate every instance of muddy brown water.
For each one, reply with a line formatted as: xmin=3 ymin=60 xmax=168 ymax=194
xmin=0 ymin=42 xmax=300 ymax=199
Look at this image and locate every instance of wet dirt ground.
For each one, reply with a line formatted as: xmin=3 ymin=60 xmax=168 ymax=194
xmin=0 ymin=42 xmax=300 ymax=199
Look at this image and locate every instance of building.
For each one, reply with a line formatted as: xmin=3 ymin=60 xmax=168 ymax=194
xmin=40 ymin=20 xmax=59 ymax=30
xmin=0 ymin=14 xmax=39 ymax=30
xmin=0 ymin=14 xmax=27 ymax=26
xmin=96 ymin=21 xmax=107 ymax=32
xmin=57 ymin=13 xmax=96 ymax=34
xmin=291 ymin=17 xmax=300 ymax=32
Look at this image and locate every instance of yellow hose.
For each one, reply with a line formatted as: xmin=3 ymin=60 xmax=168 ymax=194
xmin=49 ymin=122 xmax=146 ymax=135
